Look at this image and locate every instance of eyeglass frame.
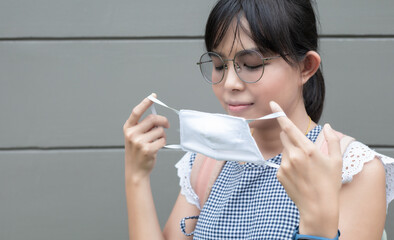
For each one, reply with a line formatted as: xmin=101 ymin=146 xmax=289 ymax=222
xmin=196 ymin=49 xmax=282 ymax=84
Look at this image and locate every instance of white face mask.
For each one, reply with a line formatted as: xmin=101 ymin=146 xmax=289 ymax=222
xmin=147 ymin=95 xmax=285 ymax=168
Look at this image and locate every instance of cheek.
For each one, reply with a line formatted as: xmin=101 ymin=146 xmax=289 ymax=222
xmin=212 ymin=85 xmax=226 ymax=106
xmin=212 ymin=85 xmax=221 ymax=98
xmin=255 ymin=71 xmax=287 ymax=98
xmin=271 ymin=64 xmax=300 ymax=87
xmin=256 ymin=68 xmax=301 ymax=104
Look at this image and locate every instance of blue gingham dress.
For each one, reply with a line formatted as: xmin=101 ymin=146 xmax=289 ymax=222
xmin=187 ymin=126 xmax=322 ymax=239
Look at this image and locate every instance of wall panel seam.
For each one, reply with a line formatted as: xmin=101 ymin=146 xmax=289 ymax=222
xmin=1 ymin=35 xmax=394 ymax=42
xmin=0 ymin=36 xmax=204 ymax=42
xmin=0 ymin=146 xmax=124 ymax=152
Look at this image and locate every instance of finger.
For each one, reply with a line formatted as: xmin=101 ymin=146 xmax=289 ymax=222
xmin=136 ymin=114 xmax=170 ymax=134
xmin=279 ymin=131 xmax=292 ymax=166
xmin=323 ymin=124 xmax=341 ymax=160
xmin=270 ymin=101 xmax=311 ymax=147
xmin=124 ymin=93 xmax=157 ymax=128
xmin=269 ymin=101 xmax=286 ymax=125
xmin=269 ymin=100 xmax=298 ymax=133
xmin=148 ymin=137 xmax=167 ymax=153
xmin=280 ymin=131 xmax=307 ymax=167
xmin=139 ymin=126 xmax=166 ymax=144
xmin=279 ymin=131 xmax=296 ymax=152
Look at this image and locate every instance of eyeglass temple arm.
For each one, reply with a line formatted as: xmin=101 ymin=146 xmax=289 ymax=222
xmin=196 ymin=60 xmax=213 ymax=65
xmin=196 ymin=58 xmax=233 ymax=65
xmin=263 ymin=55 xmax=282 ymax=61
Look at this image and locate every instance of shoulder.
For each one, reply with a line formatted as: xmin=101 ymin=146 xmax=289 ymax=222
xmin=315 ymin=126 xmax=390 ymax=186
xmin=342 ymin=141 xmax=385 ymax=183
xmin=175 ymin=152 xmax=215 ymax=210
xmin=317 ymin=125 xmax=394 ymax=208
xmin=338 ymin=152 xmax=387 ymax=239
xmin=340 ymin=139 xmax=394 ymax=211
xmin=190 ymin=153 xmax=208 ymax=188
xmin=175 ymin=152 xmax=202 ymax=209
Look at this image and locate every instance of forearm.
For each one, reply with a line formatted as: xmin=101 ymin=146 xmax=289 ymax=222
xmin=126 ymin=175 xmax=165 ymax=240
xmin=123 ymin=94 xmax=170 ymax=240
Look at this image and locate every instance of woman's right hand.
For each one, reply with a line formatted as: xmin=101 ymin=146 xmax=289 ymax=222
xmin=123 ymin=93 xmax=170 ymax=183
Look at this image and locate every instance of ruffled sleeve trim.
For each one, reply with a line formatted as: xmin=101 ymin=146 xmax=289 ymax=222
xmin=342 ymin=141 xmax=394 ymax=209
xmin=175 ymin=152 xmax=201 ymax=210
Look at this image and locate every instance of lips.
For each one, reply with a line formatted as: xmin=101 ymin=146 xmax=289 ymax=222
xmin=227 ymin=103 xmax=254 ymax=113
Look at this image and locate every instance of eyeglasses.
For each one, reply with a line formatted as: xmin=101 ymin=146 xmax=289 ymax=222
xmin=197 ymin=49 xmax=282 ymax=84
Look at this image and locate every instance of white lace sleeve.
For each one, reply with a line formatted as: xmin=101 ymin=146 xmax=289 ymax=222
xmin=175 ymin=152 xmax=201 ymax=210
xmin=342 ymin=141 xmax=394 ymax=209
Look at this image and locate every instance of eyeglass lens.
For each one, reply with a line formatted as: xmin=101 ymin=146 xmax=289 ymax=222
xmin=199 ymin=50 xmax=264 ymax=84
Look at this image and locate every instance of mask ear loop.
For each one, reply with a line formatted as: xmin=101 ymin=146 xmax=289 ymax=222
xmin=248 ymin=128 xmax=280 ymax=169
xmin=246 ymin=112 xmax=286 ymax=169
xmin=245 ymin=111 xmax=286 ymax=123
xmin=147 ymin=94 xmax=182 ymax=150
xmin=147 ymin=95 xmax=179 ymax=114
xmin=150 ymin=103 xmax=157 ymax=115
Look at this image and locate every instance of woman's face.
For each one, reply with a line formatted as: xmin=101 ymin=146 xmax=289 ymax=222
xmin=211 ymin=18 xmax=305 ymax=122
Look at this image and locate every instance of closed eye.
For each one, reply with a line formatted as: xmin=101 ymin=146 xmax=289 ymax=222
xmin=215 ymin=65 xmax=225 ymax=71
xmin=244 ymin=64 xmax=263 ymax=70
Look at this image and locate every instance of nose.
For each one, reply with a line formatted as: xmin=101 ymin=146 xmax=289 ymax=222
xmin=222 ymin=62 xmax=245 ymax=91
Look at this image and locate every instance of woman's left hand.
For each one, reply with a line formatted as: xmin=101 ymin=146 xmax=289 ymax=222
xmin=270 ymin=101 xmax=342 ymax=238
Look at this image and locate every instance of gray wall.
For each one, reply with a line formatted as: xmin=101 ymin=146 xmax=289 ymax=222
xmin=0 ymin=1 xmax=393 ymax=239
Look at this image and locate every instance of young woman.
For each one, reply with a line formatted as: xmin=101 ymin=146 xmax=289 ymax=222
xmin=123 ymin=0 xmax=393 ymax=239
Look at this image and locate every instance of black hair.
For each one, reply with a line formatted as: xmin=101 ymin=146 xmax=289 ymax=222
xmin=205 ymin=0 xmax=325 ymax=122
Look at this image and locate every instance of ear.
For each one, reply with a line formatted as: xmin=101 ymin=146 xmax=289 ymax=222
xmin=300 ymin=51 xmax=321 ymax=85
